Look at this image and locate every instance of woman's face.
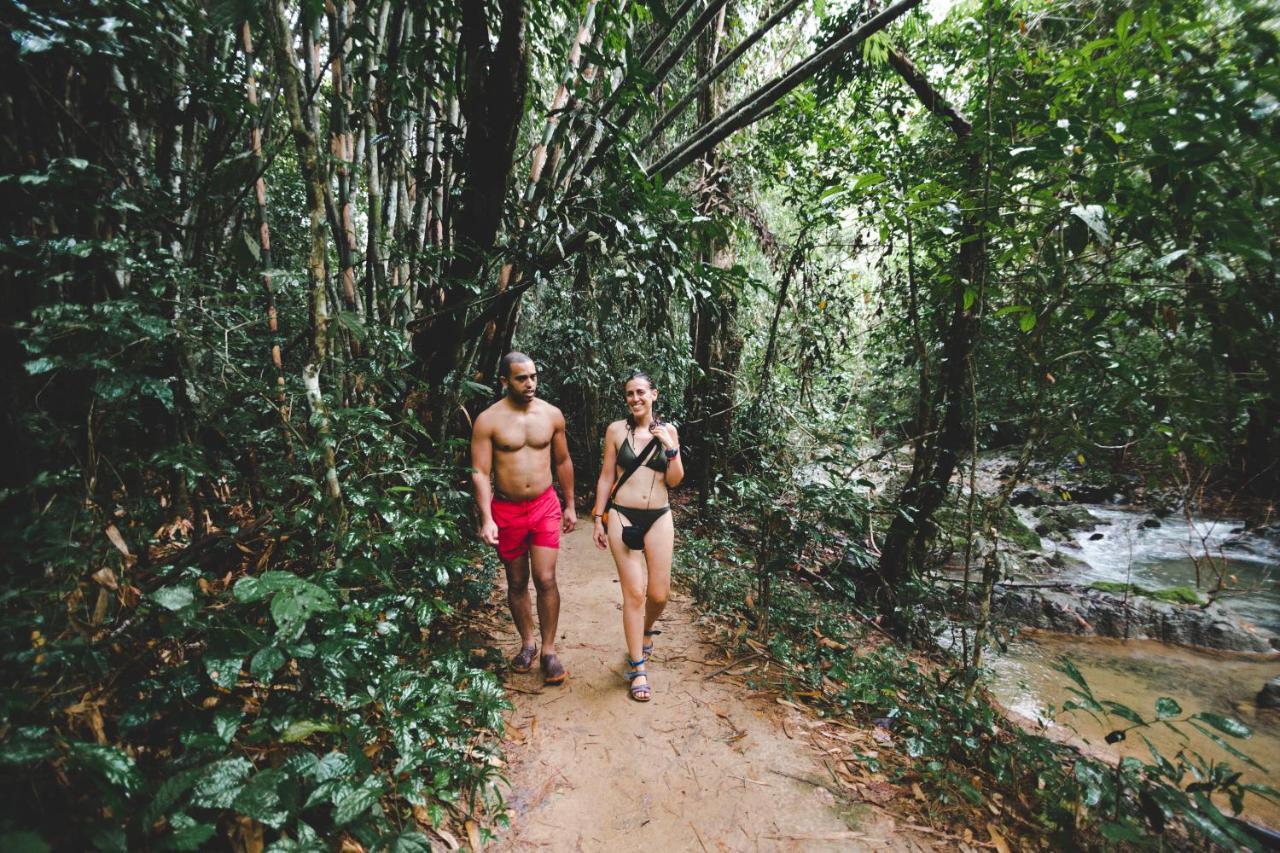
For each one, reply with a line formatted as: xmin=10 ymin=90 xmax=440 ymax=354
xmin=624 ymin=379 xmax=657 ymax=419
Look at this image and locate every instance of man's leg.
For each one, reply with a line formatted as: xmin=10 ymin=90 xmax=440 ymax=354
xmin=503 ymin=552 xmax=536 ymax=653
xmin=528 ymin=545 xmax=560 ymax=656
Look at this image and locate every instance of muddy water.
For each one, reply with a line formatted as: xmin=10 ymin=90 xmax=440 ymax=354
xmin=990 ymin=632 xmax=1280 ymax=828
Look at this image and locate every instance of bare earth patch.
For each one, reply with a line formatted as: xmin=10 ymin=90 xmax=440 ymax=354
xmin=488 ymin=527 xmax=931 ymax=852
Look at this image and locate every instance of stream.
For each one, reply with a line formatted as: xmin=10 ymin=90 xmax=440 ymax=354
xmin=990 ymin=507 xmax=1280 ymax=828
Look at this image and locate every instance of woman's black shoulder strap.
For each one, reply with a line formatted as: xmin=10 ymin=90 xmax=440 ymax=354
xmin=607 ymin=437 xmax=660 ymax=510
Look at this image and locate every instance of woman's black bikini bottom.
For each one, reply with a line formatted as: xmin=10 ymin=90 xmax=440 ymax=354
xmin=614 ymin=505 xmax=671 ymax=550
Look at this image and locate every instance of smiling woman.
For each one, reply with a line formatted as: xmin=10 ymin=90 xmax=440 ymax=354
xmin=590 ymin=371 xmax=684 ymax=702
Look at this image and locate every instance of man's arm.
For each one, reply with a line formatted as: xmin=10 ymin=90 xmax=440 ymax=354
xmin=551 ymin=407 xmax=576 ymax=531
xmin=470 ymin=413 xmax=499 ymax=545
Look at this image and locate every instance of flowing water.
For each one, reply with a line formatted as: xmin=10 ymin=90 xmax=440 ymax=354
xmin=1023 ymin=506 xmax=1280 ymax=632
xmin=991 ymin=508 xmax=1280 ymax=828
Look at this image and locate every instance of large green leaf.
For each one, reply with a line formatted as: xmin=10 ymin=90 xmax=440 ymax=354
xmin=68 ymin=743 xmax=142 ymax=797
xmin=1190 ymin=712 xmax=1251 ymax=739
xmin=233 ymin=768 xmax=290 ymax=829
xmin=190 ymin=757 xmax=252 ymax=809
xmin=332 ymin=777 xmax=384 ymax=826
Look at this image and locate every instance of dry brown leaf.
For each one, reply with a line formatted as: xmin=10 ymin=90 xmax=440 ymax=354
xmin=91 ymin=588 xmax=110 ymax=626
xmin=91 ymin=567 xmax=118 ymax=590
xmin=818 ymin=637 xmax=848 ymax=651
xmin=529 ymin=716 xmax=538 ymax=739
xmin=412 ymin=805 xmax=430 ymax=827
xmin=465 ymin=819 xmax=481 ymax=850
xmin=912 ymin=782 xmax=926 ymax=802
xmin=987 ymin=823 xmax=1011 ymax=853
xmin=337 ymin=838 xmax=364 ymax=853
xmin=505 ymin=725 xmax=526 ymax=745
xmin=433 ymin=829 xmax=460 ymax=850
xmin=104 ymin=524 xmax=131 ymax=558
xmin=231 ymin=816 xmax=264 ymax=853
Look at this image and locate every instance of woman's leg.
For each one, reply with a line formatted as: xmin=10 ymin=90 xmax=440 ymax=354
xmin=607 ymin=514 xmax=650 ymax=693
xmin=642 ymin=511 xmax=674 ymax=637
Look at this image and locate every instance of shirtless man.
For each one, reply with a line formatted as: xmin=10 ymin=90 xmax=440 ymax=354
xmin=471 ymin=352 xmax=576 ymax=685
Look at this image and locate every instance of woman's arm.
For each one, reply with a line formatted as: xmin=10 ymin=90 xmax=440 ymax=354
xmin=661 ymin=424 xmax=683 ymax=488
xmin=591 ymin=423 xmax=620 ymax=549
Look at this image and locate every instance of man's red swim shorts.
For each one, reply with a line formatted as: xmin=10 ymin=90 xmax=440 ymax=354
xmin=491 ymin=485 xmax=561 ymax=562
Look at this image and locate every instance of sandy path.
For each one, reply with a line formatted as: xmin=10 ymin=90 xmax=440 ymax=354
xmin=490 ymin=527 xmax=922 ymax=852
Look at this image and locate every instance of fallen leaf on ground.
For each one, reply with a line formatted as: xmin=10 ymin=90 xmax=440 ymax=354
xmin=988 ymin=823 xmax=1011 ymax=853
xmin=465 ymin=820 xmax=481 ymax=850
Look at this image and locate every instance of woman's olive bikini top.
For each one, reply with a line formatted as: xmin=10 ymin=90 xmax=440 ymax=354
xmin=617 ymin=432 xmax=668 ymax=473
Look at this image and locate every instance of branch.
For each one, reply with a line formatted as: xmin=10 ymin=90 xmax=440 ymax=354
xmin=885 ymin=49 xmax=971 ymax=139
xmin=642 ymin=0 xmax=807 ymax=148
xmin=647 ymin=0 xmax=925 ymax=181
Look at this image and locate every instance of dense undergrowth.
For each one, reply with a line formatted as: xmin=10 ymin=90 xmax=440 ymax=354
xmin=675 ymin=474 xmax=1277 ymax=850
xmin=0 ymin=296 xmax=511 ymax=850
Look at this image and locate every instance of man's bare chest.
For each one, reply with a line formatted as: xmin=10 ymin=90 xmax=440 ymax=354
xmin=493 ymin=416 xmax=554 ymax=453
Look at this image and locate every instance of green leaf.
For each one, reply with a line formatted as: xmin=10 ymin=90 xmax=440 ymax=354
xmin=1099 ymin=822 xmax=1143 ymax=843
xmin=282 ymin=720 xmax=337 ymax=743
xmin=204 ymin=654 xmax=242 ymax=689
xmin=1190 ymin=712 xmax=1251 ymax=739
xmin=382 ymin=831 xmax=433 ymax=853
xmin=1155 ymin=697 xmax=1181 ymax=719
xmin=1018 ymin=312 xmax=1036 ymax=333
xmin=1074 ymin=761 xmax=1106 ymax=807
xmin=1069 ymin=204 xmax=1110 ymax=245
xmin=214 ymin=709 xmax=243 ymax=744
xmin=0 ymin=831 xmax=50 ymax=853
xmin=1054 ymin=658 xmax=1091 ymax=694
xmin=333 ymin=777 xmax=384 ymax=826
xmin=963 ymin=288 xmax=976 ymax=311
xmin=993 ymin=304 xmax=1030 ymax=318
xmin=233 ymin=768 xmax=290 ymax=829
xmin=853 ymin=172 xmax=886 ymax=191
xmin=190 ymin=757 xmax=252 ymax=809
xmin=68 ymin=743 xmax=142 ymax=796
xmin=250 ymin=645 xmax=287 ymax=681
xmin=150 ymin=583 xmax=195 ymax=612
xmin=1102 ymin=700 xmax=1144 ymax=725
xmin=1188 ymin=721 xmax=1264 ymax=770
xmin=142 ymin=765 xmax=203 ymax=826
xmin=270 ymin=580 xmax=335 ymax=637
xmin=233 ymin=571 xmax=299 ymax=603
xmin=167 ymin=813 xmax=217 ymax=851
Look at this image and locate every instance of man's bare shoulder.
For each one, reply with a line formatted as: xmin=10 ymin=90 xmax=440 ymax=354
xmin=473 ymin=400 xmax=507 ymax=433
xmin=530 ymin=398 xmax=563 ymax=424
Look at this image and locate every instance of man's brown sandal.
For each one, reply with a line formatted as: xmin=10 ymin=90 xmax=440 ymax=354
xmin=510 ymin=644 xmax=537 ymax=673
xmin=541 ymin=652 xmax=567 ymax=686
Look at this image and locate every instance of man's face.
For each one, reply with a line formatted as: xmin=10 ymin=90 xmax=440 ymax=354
xmin=501 ymin=360 xmax=538 ymax=403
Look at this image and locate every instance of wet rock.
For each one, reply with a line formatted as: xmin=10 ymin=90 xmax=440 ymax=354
xmin=990 ymin=585 xmax=1280 ymax=654
xmin=1089 ymin=532 xmax=1105 ymax=541
xmin=1031 ymin=505 xmax=1100 ymax=542
xmin=1260 ymin=677 xmax=1280 ymax=710
xmin=1010 ymin=485 xmax=1057 ymax=507
xmin=1141 ymin=518 xmax=1162 ymax=529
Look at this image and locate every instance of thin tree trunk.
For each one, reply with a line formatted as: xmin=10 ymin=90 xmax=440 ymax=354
xmin=241 ymin=22 xmax=288 ymax=417
xmin=267 ymin=0 xmax=342 ymax=509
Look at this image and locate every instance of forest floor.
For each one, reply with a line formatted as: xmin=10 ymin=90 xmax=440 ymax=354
xmin=479 ymin=527 xmax=944 ymax=852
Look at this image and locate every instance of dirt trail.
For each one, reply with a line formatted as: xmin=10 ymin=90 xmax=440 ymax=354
xmin=490 ymin=527 xmax=926 ymax=852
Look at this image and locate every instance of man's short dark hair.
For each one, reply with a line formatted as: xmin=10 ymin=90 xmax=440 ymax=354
xmin=501 ymin=351 xmax=534 ymax=378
